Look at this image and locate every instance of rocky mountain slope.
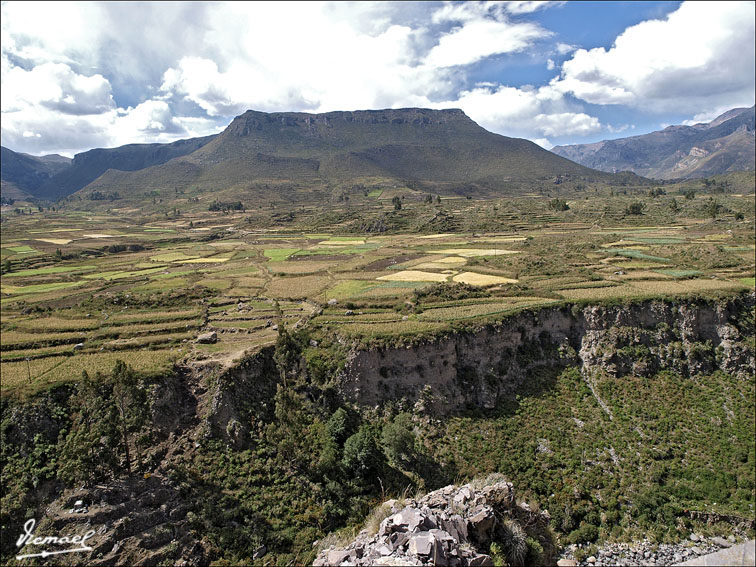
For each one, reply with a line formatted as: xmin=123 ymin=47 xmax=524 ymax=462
xmin=552 ymin=106 xmax=755 ymax=180
xmin=2 ymin=293 xmax=753 ymax=565
xmin=76 ymin=108 xmax=643 ymax=203
xmin=0 ymin=147 xmax=72 ymax=200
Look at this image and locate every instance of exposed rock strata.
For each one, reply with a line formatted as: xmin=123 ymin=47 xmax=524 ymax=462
xmin=337 ymin=293 xmax=754 ymax=414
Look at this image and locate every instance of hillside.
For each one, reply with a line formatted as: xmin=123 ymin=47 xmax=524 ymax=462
xmin=0 ymin=147 xmax=72 ymax=200
xmin=552 ymin=106 xmax=755 ymax=180
xmin=35 ymin=135 xmax=218 ymax=201
xmin=77 ymin=108 xmax=644 ymax=204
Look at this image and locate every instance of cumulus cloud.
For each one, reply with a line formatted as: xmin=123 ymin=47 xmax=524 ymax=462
xmin=426 ymin=19 xmax=549 ymax=67
xmin=2 ymin=62 xmax=114 ymax=115
xmin=502 ymin=1 xmax=566 ymax=15
xmin=2 ymin=0 xmax=753 ymax=156
xmin=552 ymin=1 xmax=756 ymax=113
xmin=435 ymin=84 xmax=602 ymax=139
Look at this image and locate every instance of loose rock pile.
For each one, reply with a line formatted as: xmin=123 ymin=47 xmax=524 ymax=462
xmin=313 ymin=478 xmax=556 ymax=566
xmin=559 ymin=534 xmax=742 ymax=566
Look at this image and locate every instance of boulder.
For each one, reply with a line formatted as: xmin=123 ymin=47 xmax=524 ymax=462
xmin=196 ymin=331 xmax=217 ymax=344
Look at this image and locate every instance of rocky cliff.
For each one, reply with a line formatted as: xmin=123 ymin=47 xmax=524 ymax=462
xmin=336 ymin=292 xmax=754 ymax=414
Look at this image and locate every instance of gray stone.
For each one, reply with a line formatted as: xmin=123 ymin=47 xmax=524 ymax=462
xmin=587 ymin=556 xmax=596 ymax=564
xmin=388 ymin=531 xmax=410 ymax=550
xmin=557 ymin=560 xmax=578 ymax=567
xmin=408 ymin=532 xmax=434 ymax=556
xmin=713 ymin=537 xmax=733 ymax=548
xmin=673 ymin=539 xmax=755 ymax=566
xmin=327 ymin=549 xmax=353 ymax=565
xmin=690 ymin=533 xmax=701 ymax=542
xmin=467 ymin=506 xmax=495 ymax=538
xmin=468 ymin=555 xmax=494 ymax=567
xmin=253 ymin=545 xmax=267 ymax=559
xmin=196 ymin=331 xmax=217 ymax=344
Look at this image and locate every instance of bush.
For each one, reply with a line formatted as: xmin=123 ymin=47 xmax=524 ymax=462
xmin=381 ymin=413 xmax=415 ymax=465
xmin=342 ymin=425 xmax=383 ymax=477
xmin=624 ymin=201 xmax=645 ymax=215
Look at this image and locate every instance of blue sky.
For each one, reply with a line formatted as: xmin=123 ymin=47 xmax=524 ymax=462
xmin=2 ymin=1 xmax=754 ymax=156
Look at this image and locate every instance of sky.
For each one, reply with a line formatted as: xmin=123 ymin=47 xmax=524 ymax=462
xmin=1 ymin=1 xmax=754 ymax=157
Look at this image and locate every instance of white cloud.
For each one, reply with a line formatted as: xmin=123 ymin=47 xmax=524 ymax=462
xmin=426 ymin=19 xmax=549 ymax=67
xmin=503 ymin=1 xmax=565 ymax=15
xmin=607 ymin=123 xmax=632 ymax=134
xmin=435 ymin=84 xmax=602 ymax=140
xmin=553 ymin=1 xmax=756 ymax=113
xmin=2 ymin=62 xmax=114 ymax=115
xmin=3 ymin=0 xmax=752 ymax=157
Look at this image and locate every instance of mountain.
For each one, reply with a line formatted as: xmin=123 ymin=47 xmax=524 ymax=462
xmin=33 ymin=135 xmax=218 ymax=201
xmin=552 ymin=106 xmax=755 ymax=180
xmin=0 ymin=147 xmax=72 ymax=200
xmin=78 ymin=108 xmax=643 ymax=202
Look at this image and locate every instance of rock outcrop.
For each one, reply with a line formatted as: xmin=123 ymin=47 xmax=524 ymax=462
xmin=313 ymin=478 xmax=556 ymax=567
xmin=337 ymin=293 xmax=754 ymax=414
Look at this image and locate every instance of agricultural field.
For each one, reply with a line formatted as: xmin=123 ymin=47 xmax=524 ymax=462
xmin=1 ymin=185 xmax=754 ymax=396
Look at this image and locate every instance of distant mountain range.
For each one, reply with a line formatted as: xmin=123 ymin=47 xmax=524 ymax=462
xmin=552 ymin=106 xmax=755 ymax=180
xmin=0 ymin=148 xmax=72 ymax=200
xmin=2 ymin=108 xmax=644 ymax=203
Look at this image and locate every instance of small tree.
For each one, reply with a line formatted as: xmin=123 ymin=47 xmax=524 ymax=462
xmin=625 ymin=201 xmax=645 ymax=215
xmin=548 ymin=198 xmax=569 ymax=211
xmin=392 ymin=196 xmax=402 ymax=210
xmin=111 ymin=361 xmax=149 ymax=474
xmin=381 ymin=413 xmax=415 ymax=466
xmin=342 ymin=425 xmax=382 ymax=477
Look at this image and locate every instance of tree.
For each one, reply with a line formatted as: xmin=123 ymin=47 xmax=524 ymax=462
xmin=624 ymin=201 xmax=645 ymax=215
xmin=326 ymin=407 xmax=352 ymax=447
xmin=111 ymin=360 xmax=149 ymax=474
xmin=342 ymin=425 xmax=383 ymax=477
xmin=548 ymin=198 xmax=569 ymax=211
xmin=392 ymin=196 xmax=402 ymax=210
xmin=58 ymin=371 xmax=121 ymax=483
xmin=705 ymin=198 xmax=722 ymax=219
xmin=381 ymin=413 xmax=415 ymax=466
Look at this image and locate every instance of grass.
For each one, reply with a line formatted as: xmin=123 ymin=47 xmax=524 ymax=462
xmin=654 ymin=269 xmax=703 ymax=277
xmin=377 ymin=270 xmax=450 ymax=282
xmin=264 ymin=248 xmax=300 ymax=261
xmin=452 ymin=272 xmax=518 ymax=286
xmin=1 ymin=281 xmax=84 ymax=295
xmin=608 ymin=249 xmax=671 ymax=262
xmin=325 ymin=280 xmax=378 ymax=299
xmin=1 ymin=349 xmax=180 ymax=396
xmin=4 ymin=265 xmax=96 ymax=277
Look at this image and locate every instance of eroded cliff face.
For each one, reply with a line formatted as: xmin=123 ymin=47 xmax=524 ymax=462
xmin=337 ymin=293 xmax=755 ymax=414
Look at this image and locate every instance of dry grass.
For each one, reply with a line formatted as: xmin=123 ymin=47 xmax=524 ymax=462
xmin=428 ymin=248 xmax=520 ymax=257
xmin=267 ymin=261 xmax=338 ymax=274
xmin=452 ymin=272 xmax=518 ymax=286
xmin=266 ymin=275 xmax=330 ymax=299
xmin=377 ymin=270 xmax=450 ymax=282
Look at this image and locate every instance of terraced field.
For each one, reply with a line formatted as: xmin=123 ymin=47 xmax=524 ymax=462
xmin=2 ymin=188 xmax=754 ymax=394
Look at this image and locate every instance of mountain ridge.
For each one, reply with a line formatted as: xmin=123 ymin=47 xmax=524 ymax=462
xmin=552 ymin=106 xmax=755 ymax=180
xmin=78 ymin=107 xmax=645 ymax=204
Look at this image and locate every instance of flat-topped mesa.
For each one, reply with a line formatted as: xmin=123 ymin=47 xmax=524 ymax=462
xmin=225 ymin=108 xmax=473 ymax=137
